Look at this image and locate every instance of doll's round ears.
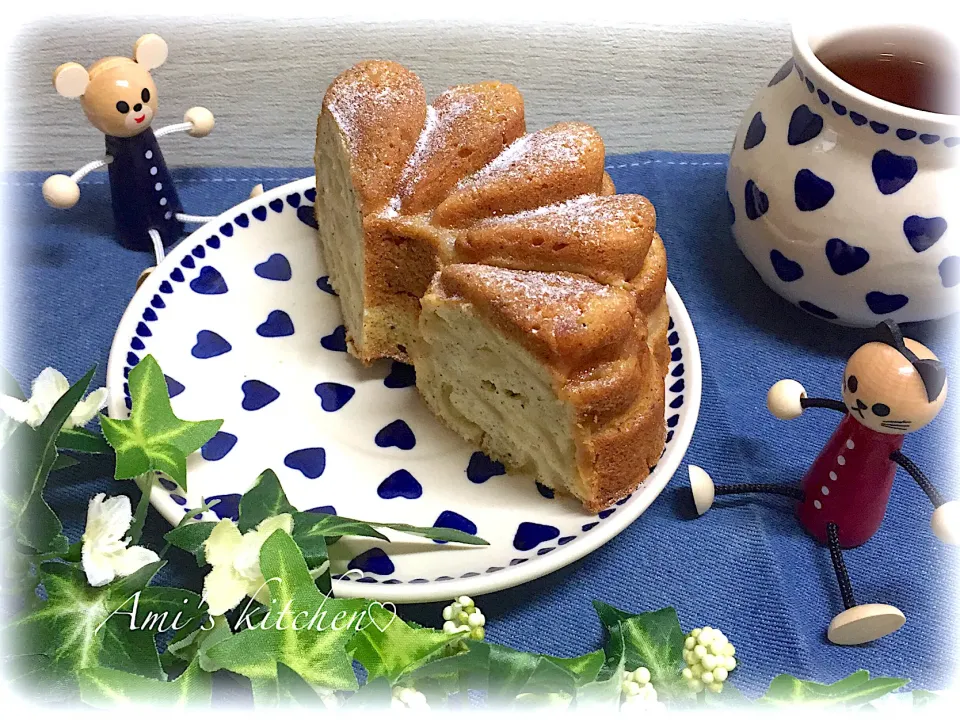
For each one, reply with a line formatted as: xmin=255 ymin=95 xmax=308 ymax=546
xmin=133 ymin=33 xmax=168 ymax=70
xmin=52 ymin=62 xmax=90 ymax=98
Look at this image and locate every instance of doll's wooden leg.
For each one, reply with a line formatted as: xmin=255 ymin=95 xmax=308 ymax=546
xmin=688 ymin=465 xmax=802 ymax=516
xmin=825 ymin=522 xmax=905 ymax=645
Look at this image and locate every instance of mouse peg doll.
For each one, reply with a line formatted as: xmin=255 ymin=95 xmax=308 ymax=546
xmin=41 ymin=34 xmax=216 ymax=256
xmin=688 ymin=319 xmax=958 ymax=646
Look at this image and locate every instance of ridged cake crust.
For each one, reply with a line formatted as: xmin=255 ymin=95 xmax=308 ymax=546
xmin=315 ymin=61 xmax=669 ymax=510
xmin=423 ymin=264 xmax=665 ymax=510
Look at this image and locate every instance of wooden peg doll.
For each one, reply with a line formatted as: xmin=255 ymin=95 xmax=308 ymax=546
xmin=689 ymin=320 xmax=958 ymax=646
xmin=41 ymin=34 xmax=216 ymax=255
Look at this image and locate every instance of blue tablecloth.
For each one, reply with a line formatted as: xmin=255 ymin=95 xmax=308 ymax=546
xmin=3 ymin=154 xmax=956 ymax=696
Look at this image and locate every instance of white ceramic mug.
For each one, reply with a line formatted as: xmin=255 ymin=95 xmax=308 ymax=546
xmin=726 ymin=19 xmax=959 ymax=326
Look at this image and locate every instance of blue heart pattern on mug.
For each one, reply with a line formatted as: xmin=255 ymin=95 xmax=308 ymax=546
xmin=794 ymin=169 xmax=835 ymax=211
xmin=316 ymin=276 xmax=337 ymax=295
xmin=872 ymin=150 xmax=918 ymax=195
xmin=769 ymin=250 xmax=804 ymax=282
xmin=744 ymin=179 xmax=769 ymax=220
xmin=743 ymin=112 xmax=766 ymax=150
xmin=903 ymin=215 xmax=947 ymax=253
xmin=825 ymin=238 xmax=870 ymax=275
xmin=787 ymin=105 xmax=823 ymax=146
xmin=866 ymin=291 xmax=909 ymax=315
xmin=284 ymin=447 xmax=327 ymax=479
xmin=314 ymin=382 xmax=356 ymax=411
xmin=377 ymin=469 xmax=423 ymax=499
xmin=297 ymin=205 xmax=319 ymax=229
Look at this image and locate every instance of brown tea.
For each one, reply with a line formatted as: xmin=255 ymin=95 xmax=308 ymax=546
xmin=816 ymin=27 xmax=960 ymax=115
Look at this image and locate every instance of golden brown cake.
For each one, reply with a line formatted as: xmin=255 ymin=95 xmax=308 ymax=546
xmin=314 ymin=61 xmax=669 ymax=509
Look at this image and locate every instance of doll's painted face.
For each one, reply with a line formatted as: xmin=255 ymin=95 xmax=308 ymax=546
xmin=80 ymin=59 xmax=158 ymax=137
xmin=842 ymin=339 xmax=946 ymax=434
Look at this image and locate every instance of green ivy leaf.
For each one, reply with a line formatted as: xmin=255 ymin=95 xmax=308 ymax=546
xmin=574 ymin=647 xmax=624 ymax=710
xmin=79 ymin=658 xmax=212 ymax=707
xmin=292 ymin=510 xmax=488 ymax=546
xmin=593 ymin=601 xmax=687 ymax=698
xmin=238 ymin=469 xmax=297 ymax=532
xmin=2 ymin=366 xmax=96 ymax=554
xmin=57 ymin=427 xmax=113 ymax=455
xmin=5 ymin=560 xmax=203 ymax=694
xmin=760 ymin=670 xmax=908 ymax=707
xmin=164 ymin=522 xmax=217 ymax=565
xmin=126 ymin=479 xmax=153 ymax=546
xmin=50 ymin=454 xmax=80 ymax=472
xmin=202 ymin=529 xmax=368 ymax=691
xmin=343 ymin=677 xmax=393 ymax=709
xmin=0 ymin=365 xmax=25 ymax=399
xmin=550 ymin=650 xmax=607 ymax=686
xmin=99 ymin=355 xmax=222 ymax=489
xmin=347 ymin=603 xmax=466 ymax=684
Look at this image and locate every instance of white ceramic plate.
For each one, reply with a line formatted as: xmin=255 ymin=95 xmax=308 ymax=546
xmin=106 ymin=177 xmax=702 ymax=603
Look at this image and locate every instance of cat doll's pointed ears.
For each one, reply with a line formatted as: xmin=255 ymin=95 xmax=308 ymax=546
xmin=873 ymin=320 xmax=946 ymax=403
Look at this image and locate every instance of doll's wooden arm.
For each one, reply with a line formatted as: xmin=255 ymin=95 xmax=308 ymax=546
xmin=41 ymin=155 xmax=113 ymax=209
xmin=155 ymin=107 xmax=215 ymax=139
xmin=767 ymin=379 xmax=847 ymax=420
xmin=891 ymin=449 xmax=959 ymax=544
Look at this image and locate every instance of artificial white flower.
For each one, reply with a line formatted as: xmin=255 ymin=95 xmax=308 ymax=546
xmin=81 ymin=493 xmax=160 ymax=587
xmin=201 ymin=514 xmax=294 ymax=616
xmin=391 ymin=685 xmax=429 ymax=711
xmin=681 ymin=626 xmax=736 ymax=693
xmin=0 ymin=367 xmax=107 ymax=430
xmin=441 ymin=595 xmax=485 ymax=640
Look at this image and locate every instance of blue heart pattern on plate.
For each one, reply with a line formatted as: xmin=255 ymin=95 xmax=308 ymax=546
xmin=432 ymin=510 xmax=478 ymax=544
xmin=348 ymin=547 xmax=395 ymax=575
xmin=825 ymin=238 xmax=870 ymax=275
xmin=314 ymin=382 xmax=356 ymax=411
xmin=378 ymin=469 xmax=423 ymax=499
xmin=255 ymin=253 xmax=292 ymax=281
xmin=375 ymin=420 xmax=416 ymax=450
xmin=513 ymin=522 xmax=560 ymax=551
xmin=284 ymin=447 xmax=327 ymax=479
xmin=257 ymin=310 xmax=295 ymax=338
xmin=321 ymin=325 xmax=348 ymax=352
xmin=191 ymin=330 xmax=231 ymax=359
xmin=241 ymin=380 xmax=280 ymax=410
xmin=190 ymin=266 xmax=228 ymax=295
xmin=384 ymin=362 xmax=416 ymax=389
xmin=466 ymin=451 xmax=506 ymax=483
xmin=201 ymin=431 xmax=238 ymax=461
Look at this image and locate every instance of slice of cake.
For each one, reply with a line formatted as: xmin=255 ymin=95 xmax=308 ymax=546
xmin=417 ymin=264 xmax=665 ymax=510
xmin=314 ymin=61 xmax=670 ymax=510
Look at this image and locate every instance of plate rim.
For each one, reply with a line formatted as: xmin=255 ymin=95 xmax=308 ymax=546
xmin=106 ymin=176 xmax=702 ymax=604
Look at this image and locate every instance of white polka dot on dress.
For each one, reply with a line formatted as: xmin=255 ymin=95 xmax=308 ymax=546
xmin=829 ymin=471 xmax=837 ymax=481
xmin=814 ymin=500 xmax=822 ymax=509
xmin=821 ymin=486 xmax=830 ymax=495
xmin=164 ymin=211 xmax=172 ymax=220
xmin=160 ymin=198 xmax=167 ymax=206
xmin=846 ymin=439 xmax=855 ymax=449
xmin=150 ymin=166 xmax=158 ymax=176
xmin=837 ymin=456 xmax=846 ymax=465
xmin=145 ymin=150 xmax=153 ymax=159
xmin=155 ymin=182 xmax=162 ymax=191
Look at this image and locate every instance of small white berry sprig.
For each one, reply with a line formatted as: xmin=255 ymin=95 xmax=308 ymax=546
xmin=442 ymin=595 xmax=486 ymax=641
xmin=681 ymin=627 xmax=737 ymax=694
xmin=391 ymin=684 xmax=429 ymax=710
xmin=621 ymin=666 xmax=664 ymax=710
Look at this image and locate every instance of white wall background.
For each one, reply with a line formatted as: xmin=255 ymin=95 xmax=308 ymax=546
xmin=4 ymin=11 xmax=791 ymax=170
